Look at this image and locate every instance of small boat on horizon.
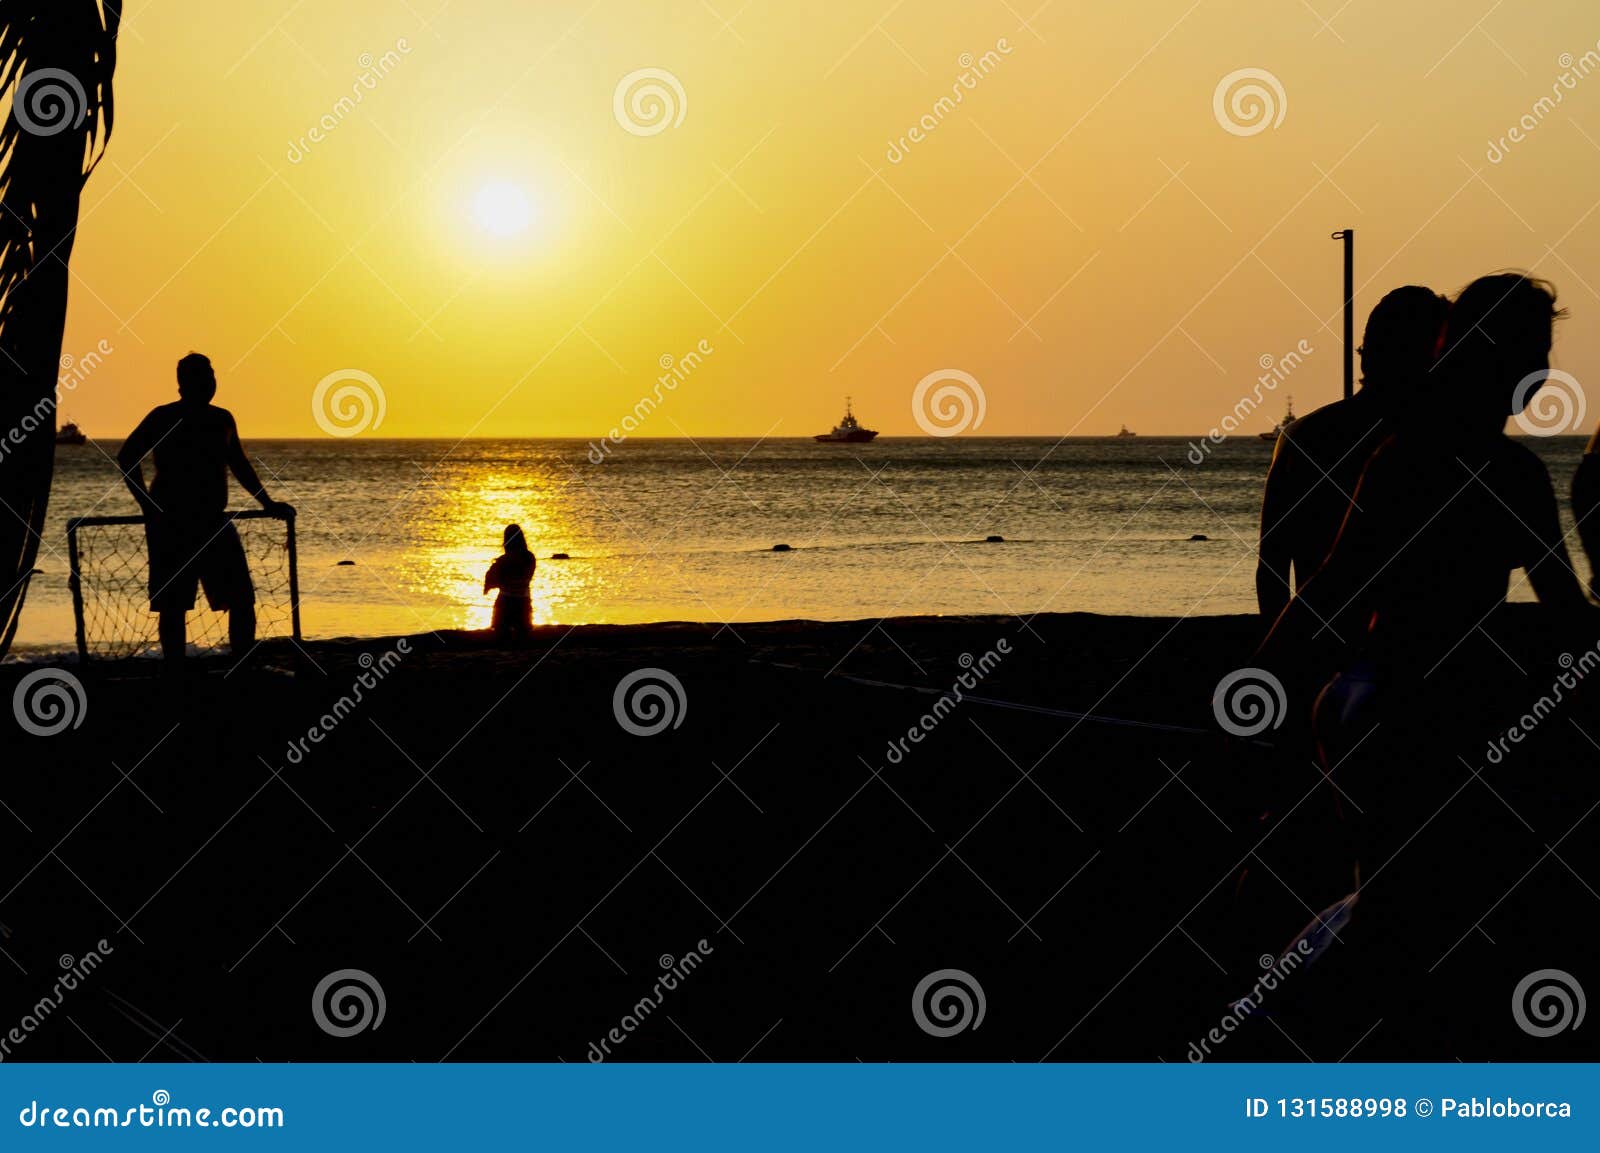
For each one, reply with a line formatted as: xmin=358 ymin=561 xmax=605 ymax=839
xmin=814 ymin=398 xmax=878 ymax=443
xmin=1116 ymin=424 xmax=1137 ymax=439
xmin=55 ymin=420 xmax=86 ymax=446
xmin=1259 ymin=396 xmax=1296 ymax=442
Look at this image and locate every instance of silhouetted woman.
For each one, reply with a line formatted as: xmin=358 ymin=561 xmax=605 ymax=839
xmin=484 ymin=524 xmax=536 ymax=640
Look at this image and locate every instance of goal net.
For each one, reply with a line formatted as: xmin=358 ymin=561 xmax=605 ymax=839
xmin=66 ymin=510 xmax=301 ymax=661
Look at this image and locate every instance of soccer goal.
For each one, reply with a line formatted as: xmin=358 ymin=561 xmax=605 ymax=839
xmin=66 ymin=509 xmax=301 ymax=662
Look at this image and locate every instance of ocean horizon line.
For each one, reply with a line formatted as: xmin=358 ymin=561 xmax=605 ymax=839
xmin=52 ymin=431 xmax=1595 ymax=443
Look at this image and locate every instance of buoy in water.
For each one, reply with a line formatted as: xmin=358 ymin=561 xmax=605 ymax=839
xmin=984 ymin=535 xmax=1004 ymax=543
xmin=336 ymin=559 xmax=356 ymax=566
xmin=1189 ymin=534 xmax=1209 ymax=542
xmin=550 ymin=552 xmax=569 ymax=560
xmin=771 ymin=543 xmax=792 ymax=552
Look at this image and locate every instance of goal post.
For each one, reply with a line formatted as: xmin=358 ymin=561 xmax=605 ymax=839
xmin=65 ymin=508 xmax=301 ymax=662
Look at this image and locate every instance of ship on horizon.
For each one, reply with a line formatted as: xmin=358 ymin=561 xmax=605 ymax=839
xmin=814 ymin=398 xmax=878 ymax=443
xmin=1259 ymin=396 xmax=1296 ymax=442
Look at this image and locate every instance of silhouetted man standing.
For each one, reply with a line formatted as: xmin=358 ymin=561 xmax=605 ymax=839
xmin=118 ymin=353 xmax=290 ymax=663
xmin=1255 ymin=286 xmax=1449 ymax=621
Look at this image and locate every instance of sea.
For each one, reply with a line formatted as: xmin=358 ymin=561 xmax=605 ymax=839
xmin=10 ymin=435 xmax=1594 ymax=657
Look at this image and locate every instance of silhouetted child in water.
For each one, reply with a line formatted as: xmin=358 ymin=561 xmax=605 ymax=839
xmin=484 ymin=524 xmax=536 ymax=639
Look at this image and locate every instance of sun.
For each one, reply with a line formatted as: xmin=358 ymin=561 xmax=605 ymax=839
xmin=472 ymin=182 xmax=533 ymax=237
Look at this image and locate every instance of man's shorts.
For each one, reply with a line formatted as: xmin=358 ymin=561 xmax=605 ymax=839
xmin=145 ymin=516 xmax=254 ymax=614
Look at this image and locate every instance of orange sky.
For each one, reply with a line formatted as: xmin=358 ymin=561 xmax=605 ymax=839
xmin=45 ymin=1 xmax=1600 ymax=437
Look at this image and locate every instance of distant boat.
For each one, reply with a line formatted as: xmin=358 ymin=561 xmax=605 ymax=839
xmin=1116 ymin=424 xmax=1137 ymax=439
xmin=1259 ymin=396 xmax=1296 ymax=442
xmin=55 ymin=421 xmax=86 ymax=446
xmin=814 ymin=397 xmax=878 ymax=443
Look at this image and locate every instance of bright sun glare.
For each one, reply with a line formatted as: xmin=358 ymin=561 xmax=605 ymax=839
xmin=472 ymin=182 xmax=533 ymax=237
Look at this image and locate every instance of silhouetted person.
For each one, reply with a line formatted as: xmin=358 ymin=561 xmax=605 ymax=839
xmin=1255 ymin=286 xmax=1449 ymax=621
xmin=118 ymin=353 xmax=290 ymax=664
xmin=1575 ymin=423 xmax=1600 ymax=601
xmin=1254 ymin=275 xmax=1591 ymax=1049
xmin=1248 ymin=278 xmax=1600 ymax=1055
xmin=484 ymin=524 xmax=535 ymax=639
xmin=1266 ymin=275 xmax=1586 ymax=680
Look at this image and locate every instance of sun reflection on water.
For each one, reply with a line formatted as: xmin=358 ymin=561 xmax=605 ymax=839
xmin=402 ymin=466 xmax=596 ymax=631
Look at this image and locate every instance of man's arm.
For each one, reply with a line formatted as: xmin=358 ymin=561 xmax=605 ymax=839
xmin=1519 ymin=457 xmax=1587 ymax=609
xmin=117 ymin=413 xmax=159 ymax=515
xmin=1255 ymin=431 xmax=1297 ymax=621
xmin=224 ymin=413 xmax=289 ymax=514
xmin=1575 ymin=434 xmax=1600 ymax=603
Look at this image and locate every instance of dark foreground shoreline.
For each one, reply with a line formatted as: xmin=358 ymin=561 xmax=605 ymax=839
xmin=1 ymin=611 xmax=1594 ymax=1061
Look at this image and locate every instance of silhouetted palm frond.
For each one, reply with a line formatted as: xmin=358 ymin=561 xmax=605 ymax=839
xmin=0 ymin=0 xmax=119 ymax=657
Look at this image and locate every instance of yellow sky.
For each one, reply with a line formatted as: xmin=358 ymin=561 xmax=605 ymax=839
xmin=50 ymin=0 xmax=1600 ymax=437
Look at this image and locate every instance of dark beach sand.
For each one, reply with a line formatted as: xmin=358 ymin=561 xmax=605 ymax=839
xmin=2 ymin=611 xmax=1595 ymax=1061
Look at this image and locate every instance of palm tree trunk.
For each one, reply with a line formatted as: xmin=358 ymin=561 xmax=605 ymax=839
xmin=0 ymin=2 xmax=119 ymax=658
